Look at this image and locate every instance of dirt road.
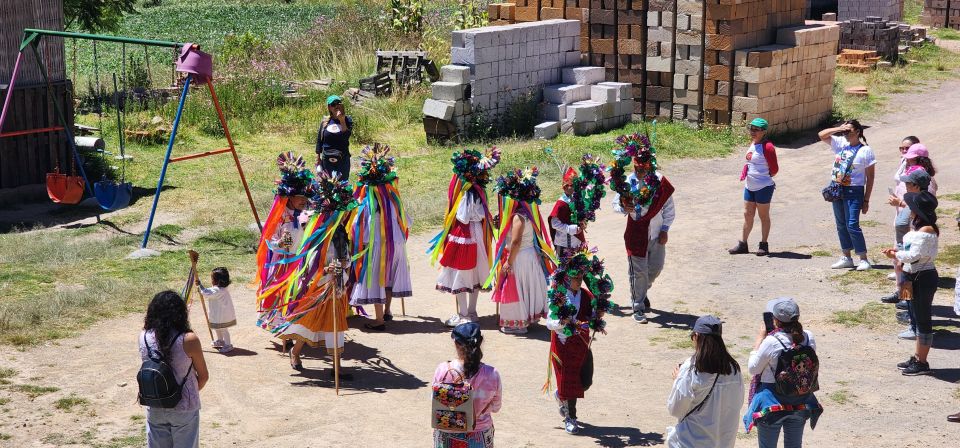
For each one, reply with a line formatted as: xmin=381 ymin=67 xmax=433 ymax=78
xmin=2 ymin=80 xmax=959 ymax=447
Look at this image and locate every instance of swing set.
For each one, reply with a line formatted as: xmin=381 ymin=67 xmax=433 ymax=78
xmin=0 ymin=28 xmax=262 ymax=252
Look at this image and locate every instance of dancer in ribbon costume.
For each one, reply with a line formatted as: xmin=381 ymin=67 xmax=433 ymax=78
xmin=550 ymin=155 xmax=607 ymax=259
xmin=349 ymin=143 xmax=412 ymax=331
xmin=487 ymin=167 xmax=557 ymax=334
xmin=270 ymin=170 xmax=358 ymax=371
xmin=544 ymin=249 xmax=615 ymax=435
xmin=255 ymin=152 xmax=315 ymax=335
xmin=609 ymin=132 xmax=676 ymax=324
xmin=428 ymin=147 xmax=501 ymax=327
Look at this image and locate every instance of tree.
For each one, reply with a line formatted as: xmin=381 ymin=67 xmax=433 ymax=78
xmin=63 ymin=0 xmax=138 ymax=33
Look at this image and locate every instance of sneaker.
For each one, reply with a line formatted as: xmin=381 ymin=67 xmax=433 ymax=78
xmin=444 ymin=315 xmax=463 ymax=327
xmin=880 ymin=291 xmax=899 ymax=304
xmin=901 ymin=360 xmax=931 ymax=376
xmin=756 ymin=242 xmax=770 ymax=256
xmin=555 ymin=392 xmax=569 ymax=419
xmin=898 ymin=328 xmax=917 ymax=340
xmin=896 ymin=300 xmax=910 ymax=311
xmin=831 ymin=257 xmax=855 ymax=269
xmin=218 ymin=344 xmax=234 ymax=354
xmin=896 ymin=310 xmax=911 ymax=325
xmin=564 ymin=417 xmax=580 ymax=434
xmin=887 ymin=272 xmax=897 ymax=280
xmin=500 ymin=326 xmax=528 ymax=334
xmin=634 ymin=312 xmax=648 ymax=324
xmin=728 ymin=241 xmax=749 ymax=255
xmin=897 ymin=355 xmax=918 ymax=370
xmin=212 ymin=339 xmax=224 ymax=349
xmin=856 ymin=260 xmax=872 ymax=271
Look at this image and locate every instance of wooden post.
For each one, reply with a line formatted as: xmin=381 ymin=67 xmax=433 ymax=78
xmin=188 ymin=250 xmax=215 ymax=342
xmin=332 ymin=258 xmax=344 ymax=396
xmin=401 ymin=297 xmax=406 ymax=316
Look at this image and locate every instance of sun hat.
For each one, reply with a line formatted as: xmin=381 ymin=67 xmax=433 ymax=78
xmin=326 ymin=95 xmax=343 ymax=106
xmin=692 ymin=315 xmax=723 ymax=335
xmin=452 ymin=322 xmax=482 ymax=346
xmin=903 ymin=191 xmax=938 ymax=226
xmin=749 ymin=117 xmax=768 ymax=130
xmin=900 ymin=168 xmax=931 ymax=190
xmin=903 ymin=143 xmax=929 ymax=160
xmin=766 ymin=297 xmax=800 ymax=323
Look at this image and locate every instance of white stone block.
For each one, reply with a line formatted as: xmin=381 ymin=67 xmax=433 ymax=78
xmin=565 ymin=51 xmax=581 ymax=67
xmin=567 ymin=101 xmax=603 ymax=122
xmin=597 ymin=82 xmax=632 ymax=100
xmin=535 ymin=121 xmax=560 ymax=140
xmin=441 ymin=65 xmax=471 ymax=84
xmin=673 ymin=74 xmax=687 ymax=90
xmin=599 ymin=102 xmax=615 ymax=119
xmin=474 ymin=63 xmax=493 ymax=80
xmin=560 ymin=36 xmax=576 ymax=52
xmin=616 ymin=100 xmax=634 ymax=116
xmin=591 ymin=85 xmax=618 ymax=103
xmin=562 ymin=66 xmax=605 ymax=85
xmin=432 ymin=82 xmax=467 ymax=101
xmin=475 ymin=31 xmax=494 ymax=48
xmin=541 ymin=103 xmax=567 ymax=121
xmin=543 ymin=84 xmax=590 ymax=105
xmin=423 ymin=99 xmax=455 ymax=121
xmin=546 ymin=23 xmax=560 ymax=40
xmin=560 ymin=20 xmax=580 ymax=37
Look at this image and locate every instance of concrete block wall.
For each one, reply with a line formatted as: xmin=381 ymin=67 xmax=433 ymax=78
xmin=921 ymin=0 xmax=960 ymax=29
xmin=837 ymin=0 xmax=904 ymax=21
xmin=540 ymin=66 xmax=634 ymax=137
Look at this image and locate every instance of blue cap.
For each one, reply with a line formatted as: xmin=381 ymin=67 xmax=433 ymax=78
xmin=693 ymin=315 xmax=723 ymax=335
xmin=452 ymin=322 xmax=482 ymax=346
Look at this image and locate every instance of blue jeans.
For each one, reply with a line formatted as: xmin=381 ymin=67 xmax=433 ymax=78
xmin=831 ymin=186 xmax=867 ymax=255
xmin=146 ymin=408 xmax=200 ymax=448
xmin=757 ymin=412 xmax=809 ymax=448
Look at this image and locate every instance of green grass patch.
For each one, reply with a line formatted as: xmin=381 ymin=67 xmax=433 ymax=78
xmin=810 ymin=250 xmax=832 ymax=257
xmin=939 ymin=193 xmax=960 ymax=202
xmin=940 ymin=244 xmax=960 ymax=267
xmin=0 ymin=368 xmax=16 ymax=380
xmin=859 ymin=220 xmax=881 ymax=228
xmin=903 ymin=0 xmax=923 ymax=24
xmin=0 ymin=398 xmax=10 ymax=406
xmin=55 ymin=395 xmax=90 ymax=411
xmin=934 ymin=27 xmax=960 ymax=41
xmin=649 ymin=328 xmax=694 ymax=350
xmin=830 ymin=302 xmax=895 ymax=330
xmin=827 ymin=388 xmax=855 ymax=405
xmin=831 ymin=268 xmax=890 ymax=291
xmin=130 ymin=414 xmax=145 ymax=422
xmin=9 ymin=384 xmax=59 ymax=398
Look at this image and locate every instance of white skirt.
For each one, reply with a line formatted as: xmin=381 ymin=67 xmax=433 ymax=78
xmin=497 ymin=247 xmax=548 ymax=328
xmin=350 ymin=241 xmax=413 ymax=305
xmin=436 ymin=231 xmax=490 ymax=295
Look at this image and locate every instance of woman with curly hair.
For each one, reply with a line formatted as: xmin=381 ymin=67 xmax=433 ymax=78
xmin=138 ymin=290 xmax=209 ymax=448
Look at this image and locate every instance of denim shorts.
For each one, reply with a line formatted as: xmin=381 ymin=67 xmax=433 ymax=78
xmin=744 ymin=185 xmax=776 ymax=204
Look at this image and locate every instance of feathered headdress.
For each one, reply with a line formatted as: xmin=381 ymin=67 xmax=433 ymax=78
xmin=275 ymin=152 xmax=315 ymax=197
xmin=494 ymin=167 xmax=541 ymax=204
xmin=313 ymin=169 xmax=358 ymax=213
xmin=609 ymin=132 xmax=662 ymax=210
xmin=546 ymin=247 xmax=615 ymax=337
xmin=356 ymin=143 xmax=398 ymax=186
xmin=451 ymin=146 xmax=501 ymax=187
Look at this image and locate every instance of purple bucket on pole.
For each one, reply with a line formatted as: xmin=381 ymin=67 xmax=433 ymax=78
xmin=175 ymin=43 xmax=213 ymax=84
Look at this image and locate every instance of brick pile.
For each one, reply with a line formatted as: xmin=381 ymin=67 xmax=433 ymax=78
xmin=540 ymin=66 xmax=634 ymax=137
xmin=732 ymin=23 xmax=840 ymax=133
xmin=836 ymin=49 xmax=882 ymax=72
xmin=837 ymin=0 xmax=904 ymax=21
xmin=839 ymin=18 xmax=902 ymax=59
xmin=672 ymin=1 xmax=705 ymax=122
xmin=921 ymin=0 xmax=960 ymax=29
xmin=645 ymin=0 xmax=675 ymax=118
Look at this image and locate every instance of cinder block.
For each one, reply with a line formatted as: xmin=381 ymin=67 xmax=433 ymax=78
xmin=567 ymin=101 xmax=603 ymax=122
xmin=451 ymin=47 xmax=475 ymax=65
xmin=597 ymin=82 xmax=632 ymax=100
xmin=572 ymin=120 xmax=598 ymax=136
xmin=534 ymin=121 xmax=560 ymax=140
xmin=441 ymin=65 xmax=471 ymax=84
xmin=543 ymin=84 xmax=591 ymax=105
xmin=423 ymin=99 xmax=455 ymax=121
xmin=432 ymin=82 xmax=468 ymax=101
xmin=674 ymin=74 xmax=687 ymax=90
xmin=541 ymin=103 xmax=568 ymax=121
xmin=561 ymin=66 xmax=605 ymax=85
xmin=591 ymin=85 xmax=619 ymax=103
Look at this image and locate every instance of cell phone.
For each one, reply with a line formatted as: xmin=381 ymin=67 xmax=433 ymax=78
xmin=763 ymin=312 xmax=775 ymax=334
xmin=887 ymin=187 xmax=895 ymax=196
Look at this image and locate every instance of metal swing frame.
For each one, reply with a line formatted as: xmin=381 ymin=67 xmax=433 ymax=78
xmin=0 ymin=28 xmax=262 ymax=250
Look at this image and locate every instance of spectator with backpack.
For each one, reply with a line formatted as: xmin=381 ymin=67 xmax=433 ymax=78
xmin=666 ymin=315 xmax=744 ymax=447
xmin=431 ymin=322 xmax=502 ymax=448
xmin=743 ymin=297 xmax=822 ymax=448
xmin=137 ymin=291 xmax=209 ymax=448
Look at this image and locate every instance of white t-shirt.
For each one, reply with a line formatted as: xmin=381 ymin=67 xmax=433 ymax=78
xmin=830 ymin=136 xmax=876 ymax=187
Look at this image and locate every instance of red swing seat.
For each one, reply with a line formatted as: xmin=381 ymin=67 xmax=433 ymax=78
xmin=46 ymin=170 xmax=85 ymax=204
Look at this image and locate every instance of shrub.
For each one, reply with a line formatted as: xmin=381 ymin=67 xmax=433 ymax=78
xmin=391 ymin=0 xmax=424 ymax=35
xmin=455 ymin=0 xmax=489 ymax=30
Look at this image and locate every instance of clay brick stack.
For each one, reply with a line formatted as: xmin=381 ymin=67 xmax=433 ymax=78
xmin=837 ymin=0 xmax=904 ymax=21
xmin=732 ymin=23 xmax=840 ymax=133
xmin=645 ymin=0 xmax=675 ymax=118
xmin=672 ymin=0 xmax=704 ymax=122
xmin=839 ymin=18 xmax=901 ymax=59
xmin=836 ymin=48 xmax=881 ymax=72
xmin=921 ymin=0 xmax=959 ymax=29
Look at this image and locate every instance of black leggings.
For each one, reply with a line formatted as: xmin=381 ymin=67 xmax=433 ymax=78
xmin=907 ymin=269 xmax=938 ymax=341
xmin=568 ymin=350 xmax=594 ymax=419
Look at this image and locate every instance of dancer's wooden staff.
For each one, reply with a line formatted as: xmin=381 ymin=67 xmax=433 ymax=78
xmin=332 ymin=258 xmax=344 ymax=396
xmin=401 ymin=297 xmax=406 ymax=316
xmin=188 ymin=250 xmax=215 ymax=342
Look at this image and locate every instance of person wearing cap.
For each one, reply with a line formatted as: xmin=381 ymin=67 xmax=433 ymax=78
xmin=744 ymin=297 xmax=822 ymax=447
xmin=818 ymin=120 xmax=876 ymax=271
xmin=666 ymin=315 xmax=744 ymax=448
xmin=878 ymin=136 xmax=921 ymax=287
xmin=315 ymin=95 xmax=353 ymax=178
xmin=432 ymin=322 xmax=502 ymax=447
xmin=550 ymin=168 xmax=587 ymax=259
xmin=729 ymin=117 xmax=779 ymax=256
xmin=882 ymin=189 xmax=939 ymax=376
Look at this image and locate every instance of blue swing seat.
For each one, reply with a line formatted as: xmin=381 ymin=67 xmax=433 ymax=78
xmin=94 ymin=179 xmax=133 ymax=210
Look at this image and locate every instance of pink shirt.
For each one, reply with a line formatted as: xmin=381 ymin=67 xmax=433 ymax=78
xmin=433 ymin=361 xmax=502 ymax=432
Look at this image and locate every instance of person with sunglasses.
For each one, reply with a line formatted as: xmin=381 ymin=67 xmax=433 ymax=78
xmin=729 ymin=118 xmax=779 ymax=256
xmin=315 ymin=95 xmax=353 ymax=178
xmin=817 ymin=120 xmax=876 ymax=271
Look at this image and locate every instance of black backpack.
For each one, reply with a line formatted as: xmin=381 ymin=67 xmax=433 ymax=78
xmin=137 ymin=332 xmax=194 ymax=408
xmin=773 ymin=334 xmax=820 ymax=397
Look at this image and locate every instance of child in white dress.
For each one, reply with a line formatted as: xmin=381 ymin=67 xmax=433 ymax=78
xmin=197 ymin=267 xmax=237 ymax=354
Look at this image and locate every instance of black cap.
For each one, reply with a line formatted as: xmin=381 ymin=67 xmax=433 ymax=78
xmin=451 ymin=322 xmax=482 ymax=346
xmin=904 ymin=191 xmax=938 ymax=226
xmin=692 ymin=315 xmax=723 ymax=335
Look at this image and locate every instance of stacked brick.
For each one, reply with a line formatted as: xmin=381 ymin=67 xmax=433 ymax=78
xmin=837 ymin=49 xmax=882 ymax=72
xmin=921 ymin=0 xmax=960 ymax=29
xmin=673 ymin=0 xmax=704 ymax=122
xmin=837 ymin=0 xmax=904 ymax=21
xmin=732 ymin=24 xmax=840 ymax=133
xmin=646 ymin=0 xmax=675 ymax=118
xmin=839 ymin=18 xmax=902 ymax=60
xmin=423 ymin=66 xmax=474 ymax=137
xmin=540 ymin=66 xmax=634 ymax=136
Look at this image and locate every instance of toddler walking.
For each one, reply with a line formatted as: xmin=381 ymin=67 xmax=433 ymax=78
xmin=197 ymin=267 xmax=237 ymax=354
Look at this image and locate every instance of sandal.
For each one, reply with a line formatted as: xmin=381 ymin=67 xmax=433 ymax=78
xmin=290 ymin=359 xmax=303 ymax=371
xmin=384 ymin=313 xmax=394 ymax=322
xmin=364 ymin=323 xmax=386 ymax=331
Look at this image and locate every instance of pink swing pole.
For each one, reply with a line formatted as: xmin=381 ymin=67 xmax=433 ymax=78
xmin=0 ymin=51 xmax=24 ymax=133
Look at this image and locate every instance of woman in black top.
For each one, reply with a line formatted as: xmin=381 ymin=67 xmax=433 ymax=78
xmin=316 ymin=95 xmax=353 ymax=178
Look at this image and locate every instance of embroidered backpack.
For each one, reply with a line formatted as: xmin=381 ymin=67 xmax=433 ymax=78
xmin=773 ymin=335 xmax=820 ymax=397
xmin=431 ymin=362 xmax=475 ymax=433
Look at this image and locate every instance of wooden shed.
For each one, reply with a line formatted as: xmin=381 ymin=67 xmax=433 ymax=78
xmin=0 ymin=0 xmax=73 ymax=190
